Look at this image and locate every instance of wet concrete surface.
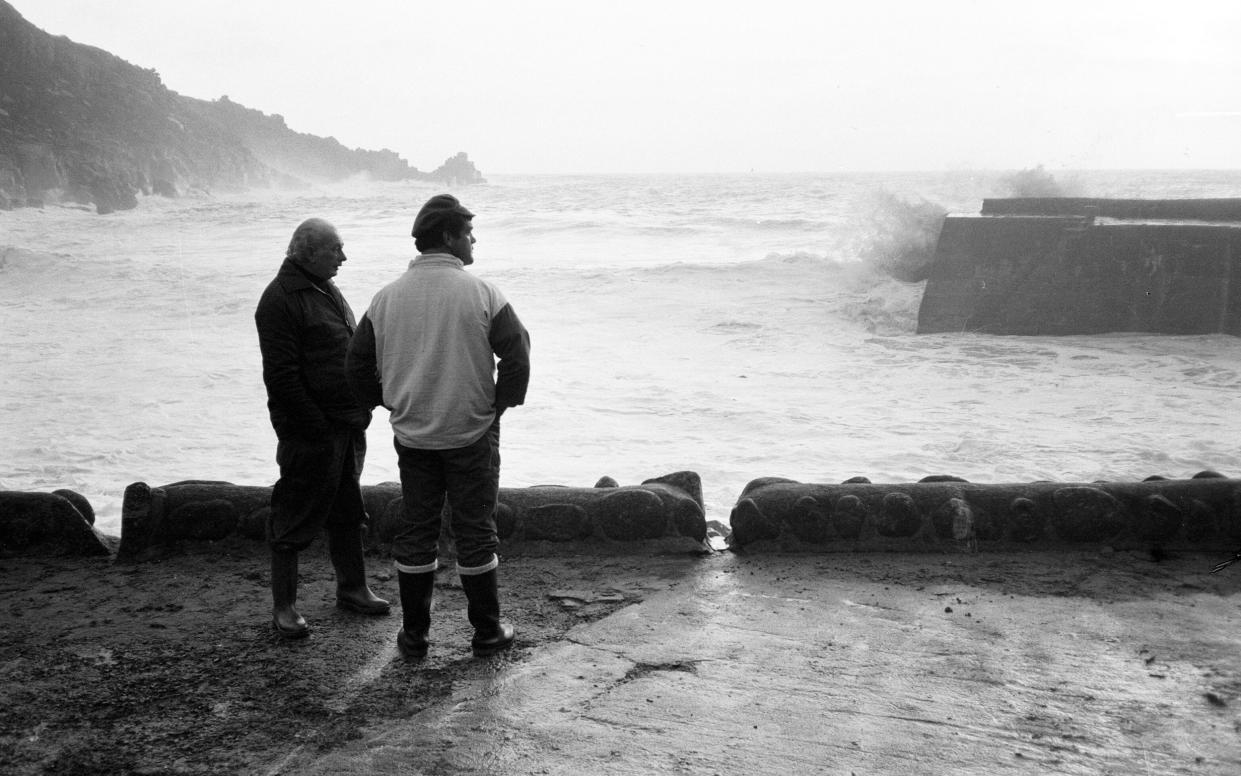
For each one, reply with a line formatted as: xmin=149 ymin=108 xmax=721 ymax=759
xmin=270 ymin=551 xmax=1241 ymax=775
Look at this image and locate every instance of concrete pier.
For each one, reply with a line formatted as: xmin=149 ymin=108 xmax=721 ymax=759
xmin=917 ymin=198 xmax=1241 ymax=336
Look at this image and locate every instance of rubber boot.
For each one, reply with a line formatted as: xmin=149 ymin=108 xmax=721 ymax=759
xmin=459 ymin=569 xmax=515 ymax=657
xmin=271 ymin=549 xmax=309 ymax=639
xmin=327 ymin=524 xmax=390 ymax=615
xmin=396 ymin=570 xmax=436 ymax=660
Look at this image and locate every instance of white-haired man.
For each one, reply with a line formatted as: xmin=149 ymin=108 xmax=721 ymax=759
xmin=255 ymin=218 xmax=389 ymax=638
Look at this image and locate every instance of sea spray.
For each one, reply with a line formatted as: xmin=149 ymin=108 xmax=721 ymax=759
xmin=854 ymin=189 xmax=945 ymax=282
xmin=998 ymin=164 xmax=1079 ymax=198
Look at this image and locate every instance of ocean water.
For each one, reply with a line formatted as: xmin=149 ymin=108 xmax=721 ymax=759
xmin=3 ymin=171 xmax=1241 ymax=539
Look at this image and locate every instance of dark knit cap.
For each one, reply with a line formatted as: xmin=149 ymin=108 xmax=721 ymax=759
xmin=411 ymin=194 xmax=474 ymax=239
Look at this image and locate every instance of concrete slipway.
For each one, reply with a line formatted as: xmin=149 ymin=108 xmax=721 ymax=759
xmin=268 ymin=550 xmax=1241 ymax=776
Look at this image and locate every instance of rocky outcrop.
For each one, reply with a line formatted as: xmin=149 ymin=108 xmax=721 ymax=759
xmin=429 ymin=152 xmax=487 ymax=185
xmin=0 ymin=0 xmax=482 ymax=214
xmin=200 ymin=97 xmax=485 ymax=184
xmin=0 ymin=0 xmax=272 ymax=212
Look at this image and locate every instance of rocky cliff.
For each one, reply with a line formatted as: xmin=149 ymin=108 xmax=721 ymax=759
xmin=0 ymin=1 xmax=484 ymax=214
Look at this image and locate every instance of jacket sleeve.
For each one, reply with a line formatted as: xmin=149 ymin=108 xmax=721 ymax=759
xmin=489 ymin=302 xmax=531 ymax=411
xmin=345 ymin=313 xmax=386 ymax=410
xmin=255 ymin=290 xmax=329 ymax=431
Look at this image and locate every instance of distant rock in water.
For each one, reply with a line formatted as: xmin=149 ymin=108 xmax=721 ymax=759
xmin=0 ymin=0 xmax=482 ymax=214
xmin=430 ymin=151 xmax=487 ymax=185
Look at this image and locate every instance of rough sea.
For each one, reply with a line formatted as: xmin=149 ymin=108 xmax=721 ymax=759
xmin=4 ymin=171 xmax=1241 ymax=539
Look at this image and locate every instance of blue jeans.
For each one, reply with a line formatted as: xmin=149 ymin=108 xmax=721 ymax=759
xmin=393 ymin=421 xmax=501 ymax=571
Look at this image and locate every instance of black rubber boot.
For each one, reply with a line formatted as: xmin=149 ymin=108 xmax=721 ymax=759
xmin=271 ymin=549 xmax=309 ymax=639
xmin=327 ymin=524 xmax=390 ymax=615
xmin=459 ymin=569 xmax=515 ymax=657
xmin=396 ymin=570 xmax=436 ymax=660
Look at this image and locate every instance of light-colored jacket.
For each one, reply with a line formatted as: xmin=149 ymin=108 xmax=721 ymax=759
xmin=346 ymin=253 xmax=530 ymax=449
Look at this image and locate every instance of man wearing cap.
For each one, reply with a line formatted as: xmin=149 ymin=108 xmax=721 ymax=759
xmin=255 ymin=217 xmax=391 ymax=639
xmin=346 ymin=195 xmax=531 ymax=659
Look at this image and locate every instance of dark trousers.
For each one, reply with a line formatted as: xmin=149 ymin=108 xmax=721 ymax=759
xmin=268 ymin=427 xmax=367 ymax=552
xmin=393 ymin=421 xmax=500 ymax=571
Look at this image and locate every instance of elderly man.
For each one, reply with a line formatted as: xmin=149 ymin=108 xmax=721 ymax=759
xmin=255 ymin=217 xmax=389 ymax=639
xmin=347 ymin=195 xmax=530 ymax=658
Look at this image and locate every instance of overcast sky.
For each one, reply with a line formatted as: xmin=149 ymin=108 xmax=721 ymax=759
xmin=16 ymin=0 xmax=1241 ymax=174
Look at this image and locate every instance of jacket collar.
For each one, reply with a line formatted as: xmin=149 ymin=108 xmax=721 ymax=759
xmin=409 ymin=252 xmax=465 ymax=270
xmin=276 ymin=259 xmax=334 ymax=293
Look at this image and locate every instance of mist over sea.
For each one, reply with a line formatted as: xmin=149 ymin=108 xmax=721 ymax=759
xmin=4 ymin=171 xmax=1241 ymax=538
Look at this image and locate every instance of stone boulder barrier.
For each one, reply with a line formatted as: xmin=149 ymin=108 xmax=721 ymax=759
xmin=0 ymin=489 xmax=113 ymax=556
xmin=729 ymin=471 xmax=1241 ymax=552
xmin=476 ymin=470 xmax=706 ymax=548
xmin=119 ymin=480 xmax=273 ymax=560
xmin=118 ymin=471 xmax=709 ymax=559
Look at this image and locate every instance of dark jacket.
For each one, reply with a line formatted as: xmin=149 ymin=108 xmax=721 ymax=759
xmin=255 ymin=260 xmax=371 ymax=439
